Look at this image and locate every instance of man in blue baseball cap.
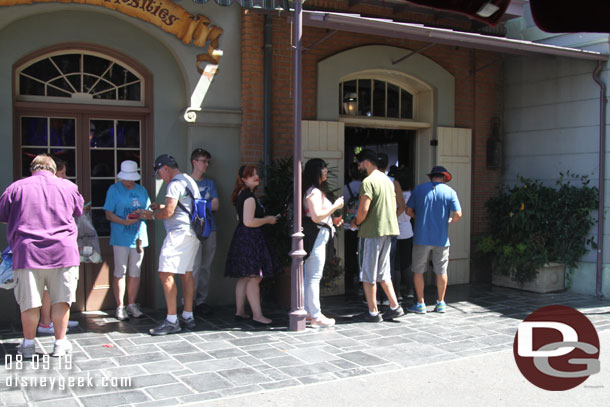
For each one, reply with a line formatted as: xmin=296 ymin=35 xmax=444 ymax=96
xmin=406 ymin=165 xmax=462 ymax=314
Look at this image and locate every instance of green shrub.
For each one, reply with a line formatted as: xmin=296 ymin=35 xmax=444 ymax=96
xmin=477 ymin=173 xmax=598 ymax=283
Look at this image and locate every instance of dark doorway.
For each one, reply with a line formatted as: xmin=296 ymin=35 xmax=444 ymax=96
xmin=343 ymin=126 xmax=416 ymax=294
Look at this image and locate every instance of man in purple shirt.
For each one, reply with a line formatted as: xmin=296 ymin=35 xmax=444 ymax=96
xmin=0 ymin=154 xmax=84 ymax=358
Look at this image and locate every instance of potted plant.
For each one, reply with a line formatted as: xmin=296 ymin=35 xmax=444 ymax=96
xmin=477 ymin=173 xmax=598 ymax=292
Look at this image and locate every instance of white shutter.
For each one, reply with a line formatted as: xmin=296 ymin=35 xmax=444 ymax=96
xmin=437 ymin=127 xmax=471 ymax=285
xmin=302 ymin=121 xmax=345 ymax=295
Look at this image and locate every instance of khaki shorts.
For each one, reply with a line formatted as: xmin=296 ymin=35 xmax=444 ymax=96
xmin=13 ymin=266 xmax=79 ymax=311
xmin=411 ymin=245 xmax=450 ymax=275
xmin=113 ymin=246 xmax=144 ymax=278
xmin=158 ymin=229 xmax=201 ymax=274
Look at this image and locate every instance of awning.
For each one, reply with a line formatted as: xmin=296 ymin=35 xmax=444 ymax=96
xmin=303 ymin=11 xmax=609 ymax=61
xmin=192 ymin=0 xmax=289 ymax=10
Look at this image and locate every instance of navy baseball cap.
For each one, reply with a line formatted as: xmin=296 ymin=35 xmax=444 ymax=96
xmin=153 ymin=154 xmax=178 ymax=176
xmin=427 ymin=166 xmax=452 ymax=182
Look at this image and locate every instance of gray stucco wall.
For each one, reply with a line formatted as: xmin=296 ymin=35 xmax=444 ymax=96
xmin=504 ymin=54 xmax=610 ymax=296
xmin=0 ymin=3 xmax=242 ymax=316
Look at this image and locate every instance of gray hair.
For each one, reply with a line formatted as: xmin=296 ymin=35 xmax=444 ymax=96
xmin=30 ymin=154 xmax=57 ymax=175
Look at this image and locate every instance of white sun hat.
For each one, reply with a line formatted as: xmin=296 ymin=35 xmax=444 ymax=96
xmin=117 ymin=160 xmax=141 ymax=181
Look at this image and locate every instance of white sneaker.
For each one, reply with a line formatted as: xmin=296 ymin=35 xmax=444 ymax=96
xmin=126 ymin=304 xmax=143 ymax=318
xmin=382 ymin=300 xmax=390 ymax=306
xmin=37 ymin=323 xmax=69 ymax=334
xmin=116 ymin=307 xmax=129 ymax=321
xmin=52 ymin=340 xmax=72 ymax=357
xmin=310 ymin=315 xmax=336 ymax=328
xmin=17 ymin=342 xmax=36 ymax=359
xmin=67 ymin=320 xmax=79 ymax=328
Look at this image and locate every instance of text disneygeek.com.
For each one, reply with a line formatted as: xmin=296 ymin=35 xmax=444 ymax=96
xmin=4 ymin=354 xmax=132 ymax=390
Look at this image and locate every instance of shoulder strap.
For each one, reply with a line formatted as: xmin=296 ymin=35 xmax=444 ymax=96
xmin=346 ymin=183 xmax=355 ymax=199
xmin=169 ymin=178 xmax=193 ymax=217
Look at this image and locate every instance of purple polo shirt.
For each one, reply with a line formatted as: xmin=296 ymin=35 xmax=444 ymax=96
xmin=0 ymin=171 xmax=84 ymax=269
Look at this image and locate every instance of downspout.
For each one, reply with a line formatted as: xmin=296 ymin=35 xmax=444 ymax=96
xmin=263 ymin=15 xmax=273 ymax=183
xmin=593 ymin=60 xmax=607 ymax=298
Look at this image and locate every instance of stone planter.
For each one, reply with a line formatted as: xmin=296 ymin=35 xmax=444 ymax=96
xmin=492 ymin=262 xmax=565 ymax=293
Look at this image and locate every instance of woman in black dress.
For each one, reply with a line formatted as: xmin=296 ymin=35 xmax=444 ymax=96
xmin=225 ymin=165 xmax=279 ymax=325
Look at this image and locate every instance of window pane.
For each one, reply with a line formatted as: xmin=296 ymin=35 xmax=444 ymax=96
xmin=91 ymin=150 xmax=115 ymax=177
xmin=117 ymin=151 xmax=140 ymax=169
xmin=342 ymin=80 xmax=357 ymax=115
xmin=21 ymin=148 xmax=48 ymax=178
xmin=91 ymin=180 xmax=115 ymax=207
xmin=50 ymin=118 xmax=76 ymax=147
xmin=22 ymin=59 xmax=60 ymax=82
xmin=117 ymin=121 xmax=140 ymax=148
xmin=90 ymin=120 xmax=114 ymax=148
xmin=46 ymin=85 xmax=70 ymax=98
xmin=91 ymin=209 xmax=110 ymax=237
xmin=94 ymin=89 xmax=116 ymax=100
xmin=373 ymin=80 xmax=386 ymax=117
xmin=387 ymin=84 xmax=399 ymax=118
xmin=83 ymin=55 xmax=112 ymax=78
xmin=120 ymin=82 xmax=141 ymax=101
xmin=51 ymin=54 xmax=81 ymax=75
xmin=51 ymin=148 xmax=76 ymax=178
xmin=358 ymin=79 xmax=371 ymax=117
xmin=66 ymin=73 xmax=81 ymax=94
xmin=104 ymin=63 xmax=137 ymax=86
xmin=401 ymin=89 xmax=414 ymax=119
xmin=21 ymin=117 xmax=48 ymax=146
xmin=20 ymin=75 xmax=45 ymax=96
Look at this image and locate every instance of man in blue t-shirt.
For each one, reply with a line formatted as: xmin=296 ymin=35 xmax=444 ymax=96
xmin=190 ymin=148 xmax=220 ymax=315
xmin=406 ymin=166 xmax=462 ymax=315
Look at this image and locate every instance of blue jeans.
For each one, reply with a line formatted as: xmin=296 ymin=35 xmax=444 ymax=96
xmin=304 ymin=227 xmax=330 ymax=319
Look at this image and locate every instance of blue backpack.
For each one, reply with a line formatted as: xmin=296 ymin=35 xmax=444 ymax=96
xmin=175 ymin=183 xmax=213 ymax=242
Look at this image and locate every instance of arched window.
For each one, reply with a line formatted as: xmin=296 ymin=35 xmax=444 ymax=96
xmin=339 ymin=79 xmax=413 ymax=119
xmin=17 ymin=52 xmax=143 ymax=104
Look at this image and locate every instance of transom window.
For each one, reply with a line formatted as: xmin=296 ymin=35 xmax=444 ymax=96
xmin=339 ymin=79 xmax=413 ymax=119
xmin=18 ymin=52 xmax=143 ymax=104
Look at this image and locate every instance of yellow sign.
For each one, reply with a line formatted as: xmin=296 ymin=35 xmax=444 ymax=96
xmin=1 ymin=0 xmax=223 ymax=71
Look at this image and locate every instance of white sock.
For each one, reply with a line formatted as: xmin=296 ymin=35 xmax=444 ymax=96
xmin=166 ymin=314 xmax=178 ymax=323
xmin=182 ymin=311 xmax=193 ymax=320
xmin=369 ymin=311 xmax=379 ymax=317
xmin=23 ymin=338 xmax=35 ymax=346
xmin=390 ymin=305 xmax=400 ymax=311
xmin=54 ymin=338 xmax=68 ymax=345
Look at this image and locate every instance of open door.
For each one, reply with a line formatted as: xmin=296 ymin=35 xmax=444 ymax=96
xmin=436 ymin=127 xmax=471 ymax=285
xmin=302 ymin=120 xmax=345 ymax=294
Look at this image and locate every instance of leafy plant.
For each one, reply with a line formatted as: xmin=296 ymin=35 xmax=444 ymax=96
xmin=259 ymin=157 xmax=294 ymax=267
xmin=477 ymin=173 xmax=598 ymax=284
xmin=322 ymin=255 xmax=344 ymax=289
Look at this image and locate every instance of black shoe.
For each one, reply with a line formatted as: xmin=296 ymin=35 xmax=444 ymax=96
xmin=234 ymin=314 xmax=250 ymax=322
xmin=149 ymin=319 xmax=181 ymax=336
xmin=195 ymin=303 xmax=213 ymax=315
xmin=180 ymin=315 xmax=196 ymax=330
xmin=251 ymin=320 xmax=272 ymax=329
xmin=352 ymin=311 xmax=383 ymax=323
xmin=382 ymin=306 xmax=405 ymax=321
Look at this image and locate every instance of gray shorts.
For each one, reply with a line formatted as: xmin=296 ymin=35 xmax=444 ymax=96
xmin=412 ymin=245 xmax=450 ymax=275
xmin=113 ymin=246 xmax=144 ymax=278
xmin=358 ymin=236 xmax=393 ymax=284
xmin=13 ymin=267 xmax=79 ymax=311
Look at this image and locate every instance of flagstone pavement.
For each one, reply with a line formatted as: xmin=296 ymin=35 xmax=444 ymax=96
xmin=1 ymin=284 xmax=609 ymax=406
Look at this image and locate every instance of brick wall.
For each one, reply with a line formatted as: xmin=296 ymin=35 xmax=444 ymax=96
xmin=241 ymin=7 xmax=504 ymax=280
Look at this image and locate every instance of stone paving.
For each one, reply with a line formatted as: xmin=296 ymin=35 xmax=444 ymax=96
xmin=1 ymin=284 xmax=609 ymax=406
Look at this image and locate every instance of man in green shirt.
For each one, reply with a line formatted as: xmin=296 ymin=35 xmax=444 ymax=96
xmin=350 ymin=149 xmax=404 ymax=322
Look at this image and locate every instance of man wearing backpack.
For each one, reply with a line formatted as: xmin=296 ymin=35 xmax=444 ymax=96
xmin=145 ymin=154 xmax=201 ymax=335
xmin=189 ymin=148 xmax=219 ymax=316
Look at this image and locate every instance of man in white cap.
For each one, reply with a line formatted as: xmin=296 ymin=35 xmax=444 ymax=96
xmin=144 ymin=154 xmax=201 ymax=335
xmin=406 ymin=165 xmax=462 ymax=314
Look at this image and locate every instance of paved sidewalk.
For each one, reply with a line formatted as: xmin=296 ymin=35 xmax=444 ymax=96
xmin=1 ymin=284 xmax=609 ymax=406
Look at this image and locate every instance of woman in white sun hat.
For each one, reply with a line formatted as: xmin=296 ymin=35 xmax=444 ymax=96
xmin=103 ymin=160 xmax=151 ymax=321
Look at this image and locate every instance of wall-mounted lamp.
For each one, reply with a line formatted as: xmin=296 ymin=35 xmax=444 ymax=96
xmin=342 ymin=92 xmax=357 ymax=115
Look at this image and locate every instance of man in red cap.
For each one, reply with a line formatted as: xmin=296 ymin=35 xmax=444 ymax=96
xmin=405 ymin=166 xmax=462 ymax=314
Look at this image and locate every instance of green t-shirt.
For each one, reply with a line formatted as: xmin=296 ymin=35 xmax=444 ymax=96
xmin=358 ymin=170 xmax=399 ymax=238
